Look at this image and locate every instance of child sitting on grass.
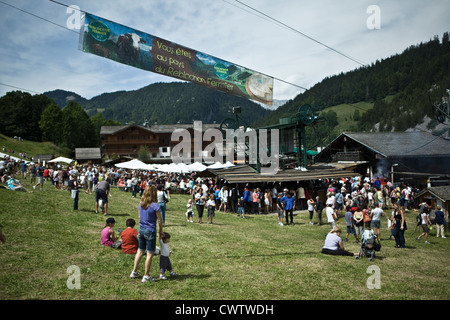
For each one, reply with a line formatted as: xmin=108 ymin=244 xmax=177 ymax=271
xmin=101 ymin=217 xmax=121 ymax=248
xmin=120 ymin=218 xmax=138 ymax=254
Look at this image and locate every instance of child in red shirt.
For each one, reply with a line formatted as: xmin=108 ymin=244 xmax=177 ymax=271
xmin=121 ymin=219 xmax=138 ymax=254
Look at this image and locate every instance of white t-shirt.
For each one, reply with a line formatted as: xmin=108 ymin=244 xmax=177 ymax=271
xmin=326 ymin=206 xmax=335 ymax=222
xmin=159 ymin=239 xmax=170 ymax=257
xmin=323 ymin=233 xmax=341 ymax=250
xmin=421 ymin=213 xmax=429 ymax=225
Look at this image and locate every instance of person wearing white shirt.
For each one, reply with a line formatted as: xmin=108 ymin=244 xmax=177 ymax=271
xmin=322 ymin=227 xmax=359 ymax=257
xmin=159 ymin=232 xmax=177 ymax=280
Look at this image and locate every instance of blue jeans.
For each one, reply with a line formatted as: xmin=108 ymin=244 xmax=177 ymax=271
xmin=159 ymin=202 xmax=166 ymax=224
xmin=393 ymin=227 xmax=405 ymax=248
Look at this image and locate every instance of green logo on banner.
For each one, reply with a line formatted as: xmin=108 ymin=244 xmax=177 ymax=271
xmin=88 ymin=20 xmax=111 ymax=42
xmin=214 ymin=63 xmax=229 ymax=80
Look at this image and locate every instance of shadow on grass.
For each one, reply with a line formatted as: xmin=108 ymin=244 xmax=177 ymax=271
xmin=162 ymin=273 xmax=211 ymax=282
xmin=225 ymin=251 xmax=320 ymax=259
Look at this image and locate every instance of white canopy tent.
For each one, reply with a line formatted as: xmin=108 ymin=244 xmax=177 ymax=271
xmin=186 ymin=161 xmax=207 ymax=172
xmin=115 ymin=159 xmax=155 ymax=170
xmin=207 ymin=161 xmax=235 ymax=169
xmin=156 ymin=162 xmax=191 ymax=173
xmin=48 ymin=156 xmax=74 ymax=164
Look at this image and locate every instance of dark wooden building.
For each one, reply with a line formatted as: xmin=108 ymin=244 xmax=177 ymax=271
xmin=314 ymin=131 xmax=450 ymax=186
xmin=100 ymin=122 xmax=220 ymax=162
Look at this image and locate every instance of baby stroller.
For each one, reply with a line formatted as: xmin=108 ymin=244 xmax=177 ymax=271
xmin=358 ymin=229 xmax=381 ymax=261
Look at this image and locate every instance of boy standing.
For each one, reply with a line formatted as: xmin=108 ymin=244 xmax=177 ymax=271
xmin=417 ymin=207 xmax=432 ymax=244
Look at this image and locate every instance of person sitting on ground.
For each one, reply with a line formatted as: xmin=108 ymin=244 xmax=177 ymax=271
xmin=7 ymin=175 xmax=31 ymax=193
xmin=101 ymin=217 xmax=121 ymax=247
xmin=322 ymin=226 xmax=359 ymax=258
xmin=120 ymin=218 xmax=139 ymax=254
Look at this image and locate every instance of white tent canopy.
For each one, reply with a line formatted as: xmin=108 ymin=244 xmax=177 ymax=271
xmin=156 ymin=162 xmax=190 ymax=173
xmin=49 ymin=156 xmax=73 ymax=164
xmin=115 ymin=159 xmax=154 ymax=170
xmin=207 ymin=161 xmax=235 ymax=169
xmin=186 ymin=161 xmax=207 ymax=172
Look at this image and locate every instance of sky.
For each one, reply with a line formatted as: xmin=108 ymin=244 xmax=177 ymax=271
xmin=0 ymin=0 xmax=449 ymax=103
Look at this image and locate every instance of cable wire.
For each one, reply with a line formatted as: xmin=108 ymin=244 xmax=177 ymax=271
xmin=230 ymin=0 xmax=367 ymax=66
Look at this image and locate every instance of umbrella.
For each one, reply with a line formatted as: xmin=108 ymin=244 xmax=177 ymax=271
xmin=49 ymin=156 xmax=73 ymax=164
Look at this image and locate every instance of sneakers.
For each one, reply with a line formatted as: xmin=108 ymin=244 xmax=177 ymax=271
xmin=141 ymin=275 xmax=155 ymax=283
xmin=160 ymin=272 xmax=177 ymax=280
xmin=130 ymin=271 xmax=141 ymax=279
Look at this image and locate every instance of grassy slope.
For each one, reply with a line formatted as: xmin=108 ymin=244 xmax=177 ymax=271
xmin=0 ymin=179 xmax=449 ymax=300
xmin=0 ymin=134 xmax=70 ymax=159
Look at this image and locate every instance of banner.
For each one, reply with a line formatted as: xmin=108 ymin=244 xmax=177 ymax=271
xmin=79 ymin=13 xmax=273 ymax=105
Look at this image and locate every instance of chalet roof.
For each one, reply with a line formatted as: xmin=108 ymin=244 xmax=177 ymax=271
xmin=196 ymin=163 xmax=360 ymax=183
xmin=416 ymin=185 xmax=450 ymax=202
xmin=75 ymin=148 xmax=101 ymax=160
xmin=100 ymin=123 xmax=220 ymax=135
xmin=323 ymin=131 xmax=450 ymax=158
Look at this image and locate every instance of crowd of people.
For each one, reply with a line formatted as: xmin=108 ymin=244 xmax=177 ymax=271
xmin=1 ymin=153 xmax=448 ymax=275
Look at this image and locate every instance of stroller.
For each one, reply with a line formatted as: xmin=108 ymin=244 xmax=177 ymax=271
xmin=358 ymin=229 xmax=381 ymax=261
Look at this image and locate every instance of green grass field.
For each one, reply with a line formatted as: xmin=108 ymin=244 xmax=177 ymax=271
xmin=1 ymin=178 xmax=449 ymax=300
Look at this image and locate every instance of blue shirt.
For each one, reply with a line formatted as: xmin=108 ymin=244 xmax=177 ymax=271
xmin=243 ymin=190 xmax=251 ymax=202
xmin=139 ymin=202 xmax=160 ymax=232
xmin=281 ymin=196 xmax=295 ymax=210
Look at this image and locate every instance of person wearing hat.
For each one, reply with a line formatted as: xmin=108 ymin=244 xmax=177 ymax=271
xmin=69 ymin=171 xmax=79 ymax=210
xmin=101 ymin=217 xmax=121 ymax=247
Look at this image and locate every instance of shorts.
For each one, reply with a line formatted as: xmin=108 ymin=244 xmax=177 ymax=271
xmin=138 ymin=228 xmax=156 ymax=253
xmin=95 ymin=189 xmax=108 ymax=203
xmin=277 ymin=208 xmax=284 ymax=219
xmin=371 ymin=220 xmax=381 ymax=229
xmin=335 ymin=202 xmax=343 ymax=210
xmin=422 ymin=224 xmax=430 ymax=233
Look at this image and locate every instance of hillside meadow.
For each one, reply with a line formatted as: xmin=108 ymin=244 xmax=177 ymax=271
xmin=0 ymin=178 xmax=449 ymax=301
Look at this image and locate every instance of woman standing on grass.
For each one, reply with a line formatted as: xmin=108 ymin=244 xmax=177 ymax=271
xmin=130 ymin=185 xmax=164 ymax=283
xmin=392 ymin=202 xmax=407 ymax=248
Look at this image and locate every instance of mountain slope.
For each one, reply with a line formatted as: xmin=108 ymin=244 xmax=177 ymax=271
xmin=256 ymin=32 xmax=450 ymax=135
xmin=45 ymin=82 xmax=271 ymax=126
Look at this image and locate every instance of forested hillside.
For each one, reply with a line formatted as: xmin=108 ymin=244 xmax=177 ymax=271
xmin=44 ymin=82 xmax=271 ymax=126
xmin=260 ymin=33 xmax=450 ymax=127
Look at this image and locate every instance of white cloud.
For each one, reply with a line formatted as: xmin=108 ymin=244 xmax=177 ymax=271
xmin=0 ymin=0 xmax=449 ymax=101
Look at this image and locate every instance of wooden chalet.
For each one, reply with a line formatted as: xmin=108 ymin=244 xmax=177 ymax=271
xmin=314 ymin=131 xmax=450 ymax=185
